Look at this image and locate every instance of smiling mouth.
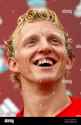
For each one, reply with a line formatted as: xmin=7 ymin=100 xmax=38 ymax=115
xmin=33 ymin=57 xmax=57 ymax=67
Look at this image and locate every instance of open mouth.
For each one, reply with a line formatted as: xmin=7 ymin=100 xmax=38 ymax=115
xmin=33 ymin=57 xmax=57 ymax=67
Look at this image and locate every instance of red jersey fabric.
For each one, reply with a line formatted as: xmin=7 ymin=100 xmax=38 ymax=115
xmin=16 ymin=96 xmax=81 ymax=117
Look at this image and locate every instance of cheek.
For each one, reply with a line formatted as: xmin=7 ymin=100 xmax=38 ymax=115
xmin=17 ymin=58 xmax=27 ymax=73
xmin=57 ymin=47 xmax=68 ymax=68
xmin=15 ymin=54 xmax=29 ymax=72
xmin=15 ymin=49 xmax=35 ymax=72
xmin=56 ymin=47 xmax=66 ymax=60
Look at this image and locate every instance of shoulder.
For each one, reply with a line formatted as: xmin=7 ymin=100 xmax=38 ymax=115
xmin=69 ymin=96 xmax=81 ymax=110
xmin=69 ymin=96 xmax=81 ymax=116
xmin=58 ymin=96 xmax=81 ymax=117
xmin=70 ymin=96 xmax=81 ymax=106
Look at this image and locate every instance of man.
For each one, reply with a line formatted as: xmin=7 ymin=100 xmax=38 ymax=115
xmin=5 ymin=7 xmax=81 ymax=117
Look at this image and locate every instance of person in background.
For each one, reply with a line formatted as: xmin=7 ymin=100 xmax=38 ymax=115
xmin=5 ymin=7 xmax=81 ymax=117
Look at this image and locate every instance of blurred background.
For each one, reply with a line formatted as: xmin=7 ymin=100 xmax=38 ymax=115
xmin=0 ymin=0 xmax=81 ymax=113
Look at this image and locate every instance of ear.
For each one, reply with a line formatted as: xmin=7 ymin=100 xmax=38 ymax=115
xmin=65 ymin=56 xmax=75 ymax=71
xmin=8 ymin=57 xmax=19 ymax=73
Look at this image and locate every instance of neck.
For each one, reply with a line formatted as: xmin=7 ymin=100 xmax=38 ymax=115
xmin=20 ymin=78 xmax=70 ymax=117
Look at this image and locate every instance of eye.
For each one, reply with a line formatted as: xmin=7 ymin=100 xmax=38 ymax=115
xmin=29 ymin=39 xmax=37 ymax=43
xmin=23 ymin=36 xmax=39 ymax=47
xmin=47 ymin=36 xmax=61 ymax=46
xmin=27 ymin=40 xmax=37 ymax=47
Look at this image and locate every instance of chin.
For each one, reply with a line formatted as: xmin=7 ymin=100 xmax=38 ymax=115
xmin=32 ymin=75 xmax=59 ymax=84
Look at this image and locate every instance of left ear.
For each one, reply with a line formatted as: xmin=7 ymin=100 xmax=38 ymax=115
xmin=65 ymin=56 xmax=75 ymax=71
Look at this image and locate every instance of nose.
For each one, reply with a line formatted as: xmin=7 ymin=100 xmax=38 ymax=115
xmin=38 ymin=37 xmax=53 ymax=54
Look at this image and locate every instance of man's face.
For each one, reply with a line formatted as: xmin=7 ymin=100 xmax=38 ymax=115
xmin=11 ymin=21 xmax=70 ymax=85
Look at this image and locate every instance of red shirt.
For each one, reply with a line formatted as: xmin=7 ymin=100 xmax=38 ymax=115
xmin=16 ymin=96 xmax=81 ymax=117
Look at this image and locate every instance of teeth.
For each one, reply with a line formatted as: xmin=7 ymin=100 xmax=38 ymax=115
xmin=38 ymin=59 xmax=53 ymax=66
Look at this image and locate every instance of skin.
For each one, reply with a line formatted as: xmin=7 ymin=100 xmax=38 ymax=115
xmin=9 ymin=21 xmax=72 ymax=116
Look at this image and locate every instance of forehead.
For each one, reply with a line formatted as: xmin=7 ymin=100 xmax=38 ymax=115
xmin=16 ymin=21 xmax=65 ymax=45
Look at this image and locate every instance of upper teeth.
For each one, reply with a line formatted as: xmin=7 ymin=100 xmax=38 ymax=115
xmin=38 ymin=59 xmax=53 ymax=65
